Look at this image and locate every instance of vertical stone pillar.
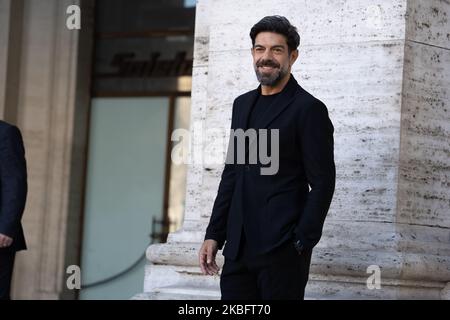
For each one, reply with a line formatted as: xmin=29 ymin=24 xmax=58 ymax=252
xmin=0 ymin=0 xmax=24 ymax=123
xmin=138 ymin=0 xmax=450 ymax=299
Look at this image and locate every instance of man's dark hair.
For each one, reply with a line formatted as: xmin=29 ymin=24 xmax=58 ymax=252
xmin=250 ymin=15 xmax=300 ymax=53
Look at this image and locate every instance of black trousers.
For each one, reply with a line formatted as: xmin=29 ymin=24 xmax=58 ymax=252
xmin=220 ymin=233 xmax=313 ymax=300
xmin=0 ymin=251 xmax=16 ymax=300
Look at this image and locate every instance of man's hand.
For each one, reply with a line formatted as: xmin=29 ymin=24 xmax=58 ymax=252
xmin=199 ymin=239 xmax=220 ymax=275
xmin=0 ymin=233 xmax=13 ymax=248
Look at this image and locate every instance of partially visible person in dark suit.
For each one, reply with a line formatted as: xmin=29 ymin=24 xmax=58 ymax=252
xmin=0 ymin=120 xmax=27 ymax=300
xmin=199 ymin=15 xmax=335 ymax=299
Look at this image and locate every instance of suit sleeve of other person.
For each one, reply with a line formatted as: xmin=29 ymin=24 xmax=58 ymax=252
xmin=0 ymin=125 xmax=28 ymax=243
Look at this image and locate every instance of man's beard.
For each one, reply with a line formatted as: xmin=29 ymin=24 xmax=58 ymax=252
xmin=254 ymin=59 xmax=288 ymax=87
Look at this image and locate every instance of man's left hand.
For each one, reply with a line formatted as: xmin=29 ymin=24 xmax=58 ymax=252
xmin=0 ymin=233 xmax=13 ymax=248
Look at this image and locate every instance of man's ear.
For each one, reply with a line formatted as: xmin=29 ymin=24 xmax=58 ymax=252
xmin=290 ymin=49 xmax=299 ymax=66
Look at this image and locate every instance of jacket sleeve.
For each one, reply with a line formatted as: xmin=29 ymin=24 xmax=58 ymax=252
xmin=294 ymin=100 xmax=335 ymax=250
xmin=0 ymin=125 xmax=28 ymax=238
xmin=204 ymin=100 xmax=238 ymax=250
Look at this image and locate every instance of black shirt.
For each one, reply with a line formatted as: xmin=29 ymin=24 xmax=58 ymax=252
xmin=240 ymin=90 xmax=282 ymax=259
xmin=247 ymin=91 xmax=282 ymax=129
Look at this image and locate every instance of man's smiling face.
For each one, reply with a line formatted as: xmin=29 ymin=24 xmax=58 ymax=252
xmin=251 ymin=31 xmax=297 ymax=87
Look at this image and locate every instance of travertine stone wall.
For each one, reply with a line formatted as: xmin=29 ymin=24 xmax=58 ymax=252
xmin=143 ymin=0 xmax=449 ymax=299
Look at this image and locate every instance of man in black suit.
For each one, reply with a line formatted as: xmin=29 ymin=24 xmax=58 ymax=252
xmin=0 ymin=120 xmax=27 ymax=300
xmin=198 ymin=15 xmax=335 ymax=300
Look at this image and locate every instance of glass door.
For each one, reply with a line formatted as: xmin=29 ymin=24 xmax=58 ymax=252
xmin=80 ymin=97 xmax=169 ymax=299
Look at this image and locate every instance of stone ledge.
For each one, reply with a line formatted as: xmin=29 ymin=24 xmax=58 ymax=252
xmin=146 ymin=242 xmax=450 ymax=283
xmin=132 ymin=288 xmax=220 ymax=300
xmin=138 ymin=264 xmax=448 ymax=299
xmin=306 ymin=276 xmax=445 ymax=299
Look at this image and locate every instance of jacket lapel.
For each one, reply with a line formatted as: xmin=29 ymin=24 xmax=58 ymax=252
xmin=238 ymin=87 xmax=260 ymax=131
xmin=235 ymin=74 xmax=302 ymax=160
xmin=254 ymin=74 xmax=301 ymax=130
xmin=237 ymin=74 xmax=301 ymax=131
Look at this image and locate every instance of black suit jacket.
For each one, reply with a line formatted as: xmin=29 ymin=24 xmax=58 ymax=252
xmin=0 ymin=120 xmax=27 ymax=252
xmin=205 ymin=74 xmax=335 ymax=260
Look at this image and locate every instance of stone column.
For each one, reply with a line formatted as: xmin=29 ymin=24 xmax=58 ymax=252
xmin=0 ymin=0 xmax=24 ymax=123
xmin=137 ymin=0 xmax=450 ymax=299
